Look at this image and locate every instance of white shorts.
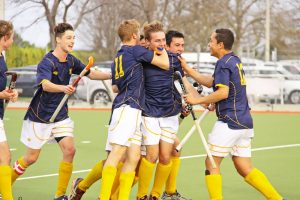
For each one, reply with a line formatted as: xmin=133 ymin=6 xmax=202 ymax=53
xmin=132 ymin=115 xmax=179 ymax=145
xmin=20 ymin=118 xmax=74 ymax=149
xmin=208 ymin=121 xmax=254 ymax=157
xmin=0 ymin=119 xmax=7 ymax=142
xmin=105 ymin=105 xmax=142 ymax=151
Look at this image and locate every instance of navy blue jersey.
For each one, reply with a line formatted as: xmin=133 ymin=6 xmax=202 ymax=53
xmin=143 ymin=51 xmax=183 ymax=117
xmin=111 ymin=45 xmax=154 ymax=111
xmin=213 ymin=52 xmax=253 ymax=129
xmin=25 ymin=51 xmax=88 ymax=123
xmin=0 ymin=55 xmax=7 ymax=119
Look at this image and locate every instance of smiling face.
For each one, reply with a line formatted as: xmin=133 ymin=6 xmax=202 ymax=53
xmin=56 ymin=30 xmax=75 ymax=53
xmin=167 ymin=37 xmax=184 ymax=54
xmin=208 ymin=32 xmax=221 ymax=58
xmin=146 ymin=31 xmax=166 ymax=51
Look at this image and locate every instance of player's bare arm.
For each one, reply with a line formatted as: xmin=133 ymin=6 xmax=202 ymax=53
xmin=151 ymin=48 xmax=170 ymax=70
xmin=88 ymin=69 xmax=112 ymax=80
xmin=41 ymin=80 xmax=75 ymax=95
xmin=178 ymin=56 xmax=214 ymax=87
xmin=183 ymin=86 xmax=229 ymax=105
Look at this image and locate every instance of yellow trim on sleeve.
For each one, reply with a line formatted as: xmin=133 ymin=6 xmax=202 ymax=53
xmin=39 ymin=79 xmax=49 ymax=85
xmin=215 ymin=84 xmax=227 ymax=88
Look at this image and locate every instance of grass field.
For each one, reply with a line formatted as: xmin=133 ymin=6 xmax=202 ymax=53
xmin=4 ymin=108 xmax=300 ymax=199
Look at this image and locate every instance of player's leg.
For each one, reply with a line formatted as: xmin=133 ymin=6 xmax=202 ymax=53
xmin=150 ymin=116 xmax=178 ymax=199
xmin=55 ymin=136 xmax=76 ymax=199
xmin=100 ymin=105 xmax=141 ymax=200
xmin=69 ymin=160 xmax=105 ymax=200
xmin=0 ymin=125 xmax=13 ymax=200
xmin=12 ymin=147 xmax=41 ymax=183
xmin=162 ymin=137 xmax=190 ymax=200
xmin=205 ymin=156 xmax=223 ymax=200
xmin=232 ymin=129 xmax=283 ymax=200
xmin=204 ymin=121 xmax=236 ymax=200
xmin=69 ymin=131 xmax=114 ymax=200
xmin=137 ymin=117 xmax=160 ymax=199
xmin=118 ymin=143 xmax=141 ymax=200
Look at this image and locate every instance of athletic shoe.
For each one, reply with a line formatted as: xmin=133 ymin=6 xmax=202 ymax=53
xmin=54 ymin=195 xmax=68 ymax=200
xmin=69 ymin=178 xmax=85 ymax=200
xmin=136 ymin=195 xmax=148 ymax=200
xmin=149 ymin=195 xmax=159 ymax=200
xmin=161 ymin=191 xmax=191 ymax=200
xmin=0 ymin=194 xmax=2 ymax=200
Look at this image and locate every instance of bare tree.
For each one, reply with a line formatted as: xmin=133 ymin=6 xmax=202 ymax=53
xmin=216 ymin=0 xmax=265 ymax=55
xmin=9 ymin=0 xmax=107 ymax=49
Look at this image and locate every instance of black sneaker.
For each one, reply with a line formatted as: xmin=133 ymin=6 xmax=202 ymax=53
xmin=54 ymin=195 xmax=68 ymax=200
xmin=69 ymin=178 xmax=85 ymax=200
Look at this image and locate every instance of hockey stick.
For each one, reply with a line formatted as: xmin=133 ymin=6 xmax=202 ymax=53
xmin=49 ymin=56 xmax=94 ymax=123
xmin=175 ymin=71 xmax=216 ymax=168
xmin=178 ymin=82 xmax=203 ymax=124
xmin=4 ymin=72 xmax=18 ymax=109
xmin=176 ymin=108 xmax=209 ymax=151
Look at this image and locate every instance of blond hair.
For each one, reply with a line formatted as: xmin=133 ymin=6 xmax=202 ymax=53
xmin=143 ymin=21 xmax=164 ymax=41
xmin=118 ymin=19 xmax=140 ymax=42
xmin=0 ymin=20 xmax=13 ymax=39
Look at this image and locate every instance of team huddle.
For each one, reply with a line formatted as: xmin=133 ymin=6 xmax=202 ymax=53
xmin=0 ymin=18 xmax=285 ymax=200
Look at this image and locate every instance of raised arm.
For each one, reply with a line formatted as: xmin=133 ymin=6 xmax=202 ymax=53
xmin=151 ymin=48 xmax=169 ymax=70
xmin=178 ymin=56 xmax=214 ymax=88
xmin=88 ymin=70 xmax=112 ymax=80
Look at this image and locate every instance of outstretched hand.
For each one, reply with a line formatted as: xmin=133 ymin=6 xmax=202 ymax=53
xmin=183 ymin=92 xmax=201 ymax=105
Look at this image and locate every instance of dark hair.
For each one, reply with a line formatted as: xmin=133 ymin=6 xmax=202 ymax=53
xmin=215 ymin=28 xmax=234 ymax=50
xmin=54 ymin=23 xmax=74 ymax=38
xmin=166 ymin=30 xmax=184 ymax=46
xmin=0 ymin=20 xmax=13 ymax=39
xmin=140 ymin=34 xmax=145 ymax=40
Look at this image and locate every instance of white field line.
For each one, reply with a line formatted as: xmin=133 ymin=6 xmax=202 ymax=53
xmin=18 ymin=144 xmax=300 ymax=181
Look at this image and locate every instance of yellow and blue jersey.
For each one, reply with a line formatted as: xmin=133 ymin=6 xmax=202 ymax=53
xmin=143 ymin=51 xmax=183 ymax=117
xmin=0 ymin=55 xmax=7 ymax=119
xmin=111 ymin=45 xmax=154 ymax=111
xmin=213 ymin=52 xmax=253 ymax=129
xmin=25 ymin=51 xmax=89 ymax=123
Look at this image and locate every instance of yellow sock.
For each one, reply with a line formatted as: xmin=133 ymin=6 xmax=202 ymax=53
xmin=150 ymin=161 xmax=173 ymax=198
xmin=99 ymin=166 xmax=117 ymax=200
xmin=55 ymin=161 xmax=73 ymax=197
xmin=137 ymin=158 xmax=156 ymax=198
xmin=11 ymin=157 xmax=28 ymax=183
xmin=118 ymin=171 xmax=135 ymax=200
xmin=111 ymin=162 xmax=124 ymax=196
xmin=0 ymin=165 xmax=13 ymax=200
xmin=78 ymin=160 xmax=104 ymax=192
xmin=205 ymin=174 xmax=222 ymax=200
xmin=111 ymin=174 xmax=138 ymax=200
xmin=166 ymin=157 xmax=180 ymax=194
xmin=245 ymin=168 xmax=282 ymax=200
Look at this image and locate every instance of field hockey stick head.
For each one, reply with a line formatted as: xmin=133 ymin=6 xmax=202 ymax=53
xmin=86 ymin=56 xmax=94 ymax=70
xmin=193 ymin=82 xmax=203 ymax=94
xmin=5 ymin=71 xmax=18 ymax=90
